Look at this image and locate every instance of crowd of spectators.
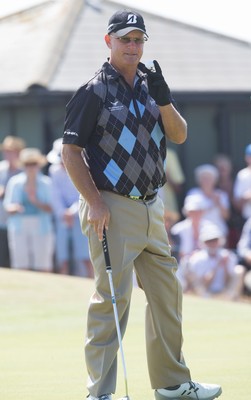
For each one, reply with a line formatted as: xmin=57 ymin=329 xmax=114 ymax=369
xmin=0 ymin=136 xmax=93 ymax=278
xmin=164 ymin=143 xmax=251 ymax=301
xmin=1 ymin=135 xmax=251 ymax=299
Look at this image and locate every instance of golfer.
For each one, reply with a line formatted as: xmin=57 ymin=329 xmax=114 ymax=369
xmin=62 ymin=9 xmax=222 ymax=400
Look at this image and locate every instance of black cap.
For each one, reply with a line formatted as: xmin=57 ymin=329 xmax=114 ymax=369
xmin=107 ymin=10 xmax=148 ymax=37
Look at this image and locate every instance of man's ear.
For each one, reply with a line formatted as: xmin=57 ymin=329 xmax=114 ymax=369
xmin=105 ymin=34 xmax=112 ymax=49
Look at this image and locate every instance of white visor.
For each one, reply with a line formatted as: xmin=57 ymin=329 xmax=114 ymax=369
xmin=113 ymin=27 xmax=148 ymax=37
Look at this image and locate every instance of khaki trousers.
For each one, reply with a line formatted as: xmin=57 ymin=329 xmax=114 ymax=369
xmin=79 ymin=191 xmax=191 ymax=397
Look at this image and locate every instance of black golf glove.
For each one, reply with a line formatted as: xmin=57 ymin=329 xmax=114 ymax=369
xmin=139 ymin=60 xmax=172 ymax=106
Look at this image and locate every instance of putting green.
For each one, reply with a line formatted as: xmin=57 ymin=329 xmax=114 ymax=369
xmin=0 ymin=268 xmax=250 ymax=400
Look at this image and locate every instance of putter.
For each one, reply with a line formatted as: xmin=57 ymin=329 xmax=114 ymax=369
xmin=102 ymin=230 xmax=130 ymax=400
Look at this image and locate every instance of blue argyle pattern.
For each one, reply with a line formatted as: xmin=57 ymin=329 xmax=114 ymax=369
xmin=64 ymin=62 xmax=166 ymax=196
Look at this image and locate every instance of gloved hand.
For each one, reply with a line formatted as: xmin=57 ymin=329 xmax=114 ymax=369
xmin=139 ymin=60 xmax=172 ymax=106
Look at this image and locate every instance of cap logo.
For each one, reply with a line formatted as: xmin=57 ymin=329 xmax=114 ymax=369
xmin=107 ymin=11 xmax=148 ymax=36
xmin=127 ymin=14 xmax=137 ymax=24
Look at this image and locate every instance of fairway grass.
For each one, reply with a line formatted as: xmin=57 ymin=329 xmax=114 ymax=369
xmin=1 ymin=268 xmax=251 ymax=400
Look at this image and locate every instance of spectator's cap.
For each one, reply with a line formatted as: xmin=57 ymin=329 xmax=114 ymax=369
xmin=47 ymin=138 xmax=62 ymax=164
xmin=199 ymin=223 xmax=224 ymax=242
xmin=182 ymin=194 xmax=208 ymax=215
xmin=19 ymin=148 xmax=47 ymax=167
xmin=194 ymin=164 xmax=219 ymax=183
xmin=245 ymin=143 xmax=251 ymax=156
xmin=107 ymin=10 xmax=148 ymax=37
xmin=0 ymin=135 xmax=26 ymax=152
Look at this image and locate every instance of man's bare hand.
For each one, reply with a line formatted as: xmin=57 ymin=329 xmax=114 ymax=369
xmin=87 ymin=198 xmax=110 ymax=241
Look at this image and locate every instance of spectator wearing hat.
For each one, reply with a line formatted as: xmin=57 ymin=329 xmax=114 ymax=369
xmin=47 ymin=139 xmax=93 ymax=278
xmin=187 ymin=163 xmax=230 ymax=236
xmin=186 ymin=223 xmax=245 ymax=300
xmin=233 ymin=144 xmax=251 ymax=221
xmin=3 ymin=148 xmax=54 ymax=272
xmin=0 ymin=135 xmax=26 ymax=267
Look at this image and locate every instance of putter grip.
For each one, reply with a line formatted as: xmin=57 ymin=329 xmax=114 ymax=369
xmin=102 ymin=230 xmax=111 ymax=268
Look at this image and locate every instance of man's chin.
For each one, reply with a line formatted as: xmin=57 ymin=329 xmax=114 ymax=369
xmin=124 ymin=55 xmax=140 ymax=65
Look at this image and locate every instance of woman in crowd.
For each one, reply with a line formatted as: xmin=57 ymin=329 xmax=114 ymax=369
xmin=47 ymin=138 xmax=93 ymax=278
xmin=4 ymin=148 xmax=54 ymax=272
xmin=187 ymin=163 xmax=230 ymax=236
xmin=0 ymin=135 xmax=26 ymax=267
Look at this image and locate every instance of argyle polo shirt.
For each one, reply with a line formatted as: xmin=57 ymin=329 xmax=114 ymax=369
xmin=63 ymin=62 xmax=166 ymax=197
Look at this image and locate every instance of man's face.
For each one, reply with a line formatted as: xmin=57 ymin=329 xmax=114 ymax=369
xmin=105 ymin=30 xmax=145 ymax=70
xmin=187 ymin=209 xmax=204 ymax=221
xmin=3 ymin=149 xmax=20 ymax=163
xmin=198 ymin=172 xmax=217 ymax=191
xmin=204 ymin=238 xmax=221 ymax=256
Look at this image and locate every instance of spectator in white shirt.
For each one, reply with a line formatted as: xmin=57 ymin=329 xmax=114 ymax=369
xmin=186 ymin=223 xmax=245 ymax=300
xmin=170 ymin=194 xmax=208 ymax=290
xmin=171 ymin=194 xmax=208 ymax=259
xmin=187 ymin=164 xmax=230 ymax=236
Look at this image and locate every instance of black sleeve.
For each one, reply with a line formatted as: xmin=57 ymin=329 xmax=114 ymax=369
xmin=63 ymin=82 xmax=102 ymax=148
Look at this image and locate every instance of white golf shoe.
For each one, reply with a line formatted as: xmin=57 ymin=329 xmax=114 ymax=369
xmin=88 ymin=394 xmax=112 ymax=400
xmin=155 ymin=381 xmax=222 ymax=400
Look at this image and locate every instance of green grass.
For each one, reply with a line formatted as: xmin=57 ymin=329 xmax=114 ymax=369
xmin=0 ymin=268 xmax=251 ymax=400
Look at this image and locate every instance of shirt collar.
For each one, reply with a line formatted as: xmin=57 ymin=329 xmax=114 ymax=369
xmin=102 ymin=60 xmax=147 ymax=83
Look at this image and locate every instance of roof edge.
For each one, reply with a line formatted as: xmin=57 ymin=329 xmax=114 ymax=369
xmin=0 ymin=0 xmax=52 ymax=21
xmin=33 ymin=0 xmax=85 ymax=88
